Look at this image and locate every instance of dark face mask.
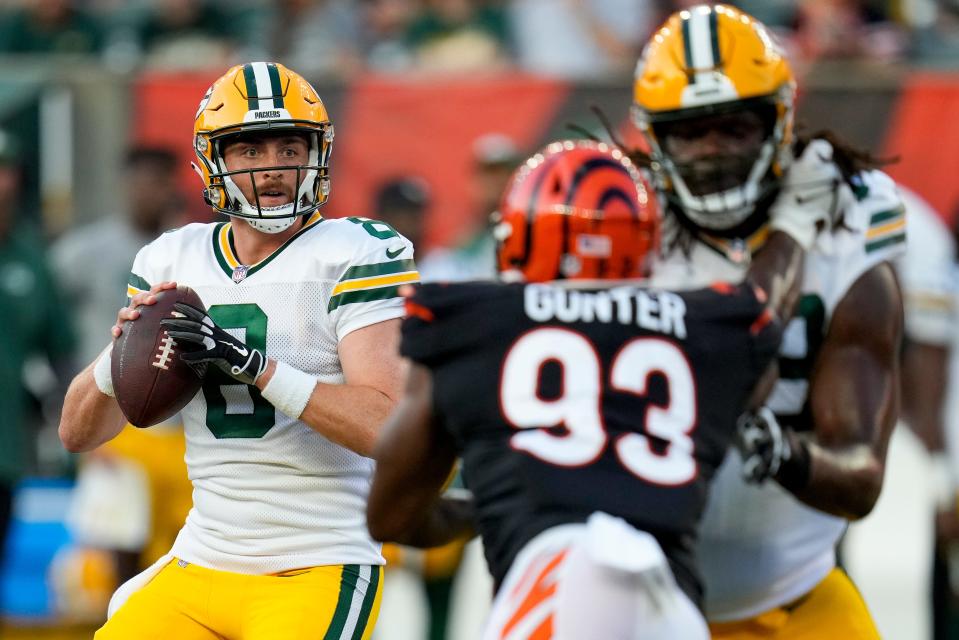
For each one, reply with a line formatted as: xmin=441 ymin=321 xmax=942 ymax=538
xmin=656 ymin=107 xmax=772 ymax=196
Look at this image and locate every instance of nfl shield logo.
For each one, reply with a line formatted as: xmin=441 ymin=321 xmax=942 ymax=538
xmin=232 ymin=265 xmax=249 ymax=283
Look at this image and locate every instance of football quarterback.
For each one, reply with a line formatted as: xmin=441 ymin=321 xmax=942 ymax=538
xmin=60 ymin=62 xmax=417 ymax=639
xmin=632 ymin=5 xmax=902 ymax=638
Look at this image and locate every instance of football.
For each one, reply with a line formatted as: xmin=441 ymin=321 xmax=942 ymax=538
xmin=111 ymin=286 xmax=206 ymax=428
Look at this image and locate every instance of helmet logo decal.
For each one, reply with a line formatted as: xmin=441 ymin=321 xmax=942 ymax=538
xmin=243 ymin=62 xmax=286 ymax=112
xmin=195 ymin=86 xmax=213 ymax=120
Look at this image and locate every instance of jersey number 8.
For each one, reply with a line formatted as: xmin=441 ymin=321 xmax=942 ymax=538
xmin=499 ymin=327 xmax=697 ymax=486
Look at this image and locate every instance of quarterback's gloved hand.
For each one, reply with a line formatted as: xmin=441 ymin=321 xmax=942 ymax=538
xmin=767 ymin=139 xmax=846 ymax=250
xmin=160 ymin=302 xmax=268 ymax=385
xmin=736 ymin=406 xmax=810 ymax=490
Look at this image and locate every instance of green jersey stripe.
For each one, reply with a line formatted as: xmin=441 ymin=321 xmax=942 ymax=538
xmin=328 ymin=285 xmax=401 ymax=312
xmin=350 ymin=566 xmax=381 ymax=640
xmin=869 ymin=205 xmax=905 ymax=227
xmin=323 ymin=565 xmax=360 ymax=640
xmin=866 ymin=232 xmax=906 ymax=253
xmin=340 ymin=259 xmax=416 ymax=282
xmin=128 ymin=272 xmax=151 ymax=292
xmin=242 ymin=64 xmax=258 ymax=111
xmin=267 ymin=63 xmax=284 ymax=108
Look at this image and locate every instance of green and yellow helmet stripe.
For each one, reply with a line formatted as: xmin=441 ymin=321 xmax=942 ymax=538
xmin=267 ymin=63 xmax=285 ymax=109
xmin=680 ymin=6 xmax=722 ymax=81
xmin=242 ymin=62 xmax=287 ymax=112
xmin=242 ymin=64 xmax=258 ymax=111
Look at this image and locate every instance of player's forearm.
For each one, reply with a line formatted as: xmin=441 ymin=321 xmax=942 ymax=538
xmin=255 ymin=360 xmax=392 ymax=457
xmin=381 ymin=495 xmax=476 ymax=548
xmin=901 ymin=340 xmax=949 ymax=452
xmin=299 ymin=382 xmax=394 ymax=457
xmin=784 ymin=438 xmax=884 ymax=520
xmin=59 ymin=364 xmax=126 ymax=453
xmin=747 ymin=230 xmax=804 ymax=322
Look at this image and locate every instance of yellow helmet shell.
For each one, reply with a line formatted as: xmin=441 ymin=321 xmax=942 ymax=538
xmin=633 ymin=4 xmax=795 ymax=115
xmin=631 ymin=5 xmax=797 ymax=233
xmin=192 ymin=62 xmax=334 ymax=221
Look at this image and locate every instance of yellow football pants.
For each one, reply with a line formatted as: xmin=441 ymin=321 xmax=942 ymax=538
xmin=709 ymin=568 xmax=880 ymax=640
xmin=95 ymin=558 xmax=383 ymax=640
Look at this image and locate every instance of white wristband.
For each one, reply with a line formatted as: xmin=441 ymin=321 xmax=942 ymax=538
xmin=260 ymin=361 xmax=316 ymax=420
xmin=93 ymin=344 xmax=115 ymax=398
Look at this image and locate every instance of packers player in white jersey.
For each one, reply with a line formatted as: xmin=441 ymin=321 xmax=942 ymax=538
xmin=58 ymin=62 xmax=418 ymax=639
xmin=630 ymin=5 xmax=903 ymax=639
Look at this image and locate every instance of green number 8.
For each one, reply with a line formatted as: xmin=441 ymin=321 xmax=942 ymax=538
xmin=347 ymin=216 xmax=399 ymax=240
xmin=201 ymin=303 xmax=275 ymax=439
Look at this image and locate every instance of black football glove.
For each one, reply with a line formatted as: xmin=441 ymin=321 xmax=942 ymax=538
xmin=160 ymin=302 xmax=267 ymax=386
xmin=736 ymin=406 xmax=810 ymax=490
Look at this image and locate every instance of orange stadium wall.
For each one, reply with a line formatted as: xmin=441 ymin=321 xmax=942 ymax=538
xmin=134 ymin=71 xmax=959 ymax=248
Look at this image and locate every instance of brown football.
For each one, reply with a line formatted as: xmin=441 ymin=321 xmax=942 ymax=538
xmin=111 ymin=286 xmax=205 ymax=427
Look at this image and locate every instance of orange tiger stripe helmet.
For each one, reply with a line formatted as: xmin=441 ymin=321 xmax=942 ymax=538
xmin=494 ymin=140 xmax=660 ymax=283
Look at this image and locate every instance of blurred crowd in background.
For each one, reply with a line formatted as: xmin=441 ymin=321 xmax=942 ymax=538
xmin=3 ymin=0 xmax=959 ymax=75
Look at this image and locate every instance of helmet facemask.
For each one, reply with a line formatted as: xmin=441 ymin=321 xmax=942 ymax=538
xmin=638 ymin=94 xmax=791 ymax=234
xmin=197 ymin=124 xmax=333 ymax=234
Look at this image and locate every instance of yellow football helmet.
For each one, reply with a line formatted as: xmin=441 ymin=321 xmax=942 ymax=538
xmin=193 ymin=62 xmax=334 ymax=233
xmin=632 ymin=4 xmax=795 ymax=235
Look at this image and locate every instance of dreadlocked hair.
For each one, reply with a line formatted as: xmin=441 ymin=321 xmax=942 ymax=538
xmin=566 ymin=105 xmax=656 ymax=170
xmin=794 ymin=127 xmax=897 ymax=185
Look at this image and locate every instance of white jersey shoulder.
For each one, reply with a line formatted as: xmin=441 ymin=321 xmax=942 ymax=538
xmin=127 ymin=223 xmax=211 ymax=296
xmin=811 ymin=165 xmax=905 ymax=317
xmin=895 ymin=187 xmax=956 ymax=346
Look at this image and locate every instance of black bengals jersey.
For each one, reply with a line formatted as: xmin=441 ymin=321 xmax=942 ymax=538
xmin=400 ymin=280 xmax=782 ymax=603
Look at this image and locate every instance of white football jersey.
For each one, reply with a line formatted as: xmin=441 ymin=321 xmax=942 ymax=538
xmin=126 ymin=213 xmax=417 ymax=574
xmin=650 ymin=158 xmax=907 ymax=621
xmin=896 ymin=187 xmax=956 ymax=347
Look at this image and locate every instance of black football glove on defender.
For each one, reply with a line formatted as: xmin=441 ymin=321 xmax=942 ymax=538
xmin=160 ymin=302 xmax=267 ymax=386
xmin=736 ymin=406 xmax=811 ymax=491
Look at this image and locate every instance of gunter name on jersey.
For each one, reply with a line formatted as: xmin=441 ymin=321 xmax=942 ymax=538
xmin=523 ymin=284 xmax=688 ymax=339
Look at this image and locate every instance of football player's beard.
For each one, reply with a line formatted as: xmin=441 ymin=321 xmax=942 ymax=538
xmin=674 ymin=153 xmax=756 ymax=196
